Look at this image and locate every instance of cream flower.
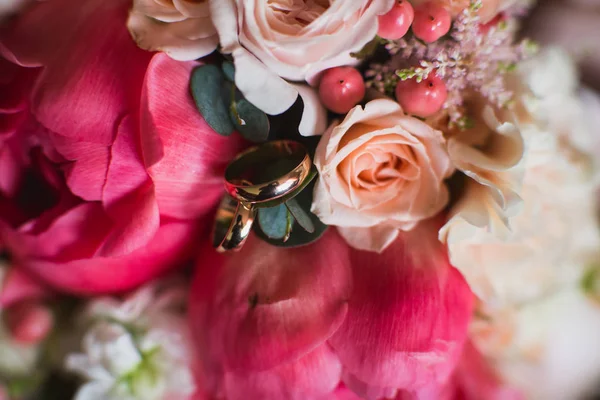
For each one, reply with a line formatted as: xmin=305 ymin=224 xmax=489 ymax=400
xmin=441 ymin=94 xmax=524 ymax=231
xmin=440 ymin=48 xmax=600 ymax=307
xmin=312 ymin=99 xmax=454 ymax=252
xmin=208 ymin=0 xmax=394 ymax=135
xmin=66 ymin=280 xmax=195 ymax=400
xmin=127 ymin=0 xmax=218 ymax=61
xmin=471 ymin=288 xmax=600 ymax=400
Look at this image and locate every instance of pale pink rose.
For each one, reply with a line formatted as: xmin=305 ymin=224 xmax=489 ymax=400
xmin=127 ymin=0 xmax=219 ymax=61
xmin=208 ymin=0 xmax=394 ymax=135
xmin=311 ymin=99 xmax=454 ymax=252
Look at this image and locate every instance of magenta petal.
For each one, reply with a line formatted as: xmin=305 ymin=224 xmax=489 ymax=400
xmin=0 ymin=0 xmax=152 ymax=145
xmin=329 ymin=219 xmax=474 ymax=393
xmin=224 ymin=344 xmax=342 ymax=400
xmin=102 ymin=115 xmax=149 ymax=209
xmin=15 ymin=221 xmax=196 ymax=295
xmin=0 ymin=266 xmax=50 ymax=308
xmin=141 ymin=54 xmax=247 ymax=220
xmin=447 ymin=341 xmax=524 ymax=400
xmin=95 ymin=182 xmax=160 ymax=258
xmin=190 ymin=231 xmax=351 ymax=372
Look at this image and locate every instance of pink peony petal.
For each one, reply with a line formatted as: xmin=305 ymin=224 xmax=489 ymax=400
xmin=329 ymin=218 xmax=474 ymax=395
xmin=9 ymin=221 xmax=197 ymax=295
xmin=223 ymin=344 xmax=342 ymax=400
xmin=189 ymin=231 xmax=351 ymax=372
xmin=447 ymin=341 xmax=524 ymax=400
xmin=141 ymin=54 xmax=246 ymax=220
xmin=0 ymin=0 xmax=152 ymax=145
xmin=0 ymin=265 xmax=51 ymax=308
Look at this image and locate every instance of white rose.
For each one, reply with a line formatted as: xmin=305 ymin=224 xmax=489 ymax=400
xmin=208 ymin=0 xmax=394 ymax=135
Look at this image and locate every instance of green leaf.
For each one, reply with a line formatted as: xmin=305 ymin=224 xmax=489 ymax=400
xmin=190 ymin=65 xmax=234 ymax=136
xmin=222 ymin=61 xmax=235 ymax=82
xmin=285 ymin=198 xmax=315 ymax=233
xmin=230 ymin=99 xmax=270 ymax=143
xmin=255 ymin=166 xmax=318 ymax=208
xmin=257 ymin=203 xmax=292 ymax=240
xmin=255 ymin=177 xmax=328 ymax=248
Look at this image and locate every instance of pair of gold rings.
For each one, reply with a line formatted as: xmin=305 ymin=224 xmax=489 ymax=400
xmin=212 ymin=140 xmax=312 ymax=252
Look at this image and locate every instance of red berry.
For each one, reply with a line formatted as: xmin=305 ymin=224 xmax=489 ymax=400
xmin=5 ymin=302 xmax=53 ymax=345
xmin=395 ymin=74 xmax=448 ymax=117
xmin=319 ymin=67 xmax=366 ymax=114
xmin=377 ymin=0 xmax=415 ymax=40
xmin=412 ymin=2 xmax=452 ymax=43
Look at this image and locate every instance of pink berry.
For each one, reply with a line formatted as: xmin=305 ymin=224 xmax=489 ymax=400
xmin=412 ymin=2 xmax=452 ymax=43
xmin=395 ymin=74 xmax=447 ymax=117
xmin=319 ymin=67 xmax=366 ymax=114
xmin=5 ymin=302 xmax=53 ymax=345
xmin=377 ymin=0 xmax=415 ymax=40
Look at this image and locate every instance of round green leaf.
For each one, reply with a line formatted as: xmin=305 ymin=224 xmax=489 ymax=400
xmin=190 ymin=65 xmax=234 ymax=136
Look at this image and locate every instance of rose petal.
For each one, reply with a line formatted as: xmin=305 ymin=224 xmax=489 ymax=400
xmin=189 ymin=231 xmax=351 ymax=371
xmin=231 ymin=47 xmax=299 ymax=116
xmin=329 ymin=219 xmax=474 ymax=393
xmin=290 ymin=83 xmax=328 ymax=137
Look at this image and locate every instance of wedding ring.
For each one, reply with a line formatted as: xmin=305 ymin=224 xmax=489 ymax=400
xmin=224 ymin=140 xmax=311 ymax=204
xmin=212 ymin=194 xmax=256 ymax=253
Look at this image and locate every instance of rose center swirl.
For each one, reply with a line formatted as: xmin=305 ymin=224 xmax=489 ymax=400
xmin=267 ymin=0 xmax=331 ymax=27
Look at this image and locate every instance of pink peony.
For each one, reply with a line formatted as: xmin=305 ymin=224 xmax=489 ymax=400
xmin=0 ymin=0 xmax=246 ymax=294
xmin=189 ymin=219 xmax=474 ymax=400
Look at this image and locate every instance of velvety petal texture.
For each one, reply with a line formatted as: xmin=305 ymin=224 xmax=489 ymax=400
xmin=190 ymin=231 xmax=351 ymax=399
xmin=0 ymin=0 xmax=244 ymax=294
xmin=189 ymin=219 xmax=474 ymax=399
xmin=329 ymin=219 xmax=474 ymax=399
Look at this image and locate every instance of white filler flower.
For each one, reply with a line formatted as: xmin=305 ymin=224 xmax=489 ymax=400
xmin=65 ymin=280 xmax=195 ymax=400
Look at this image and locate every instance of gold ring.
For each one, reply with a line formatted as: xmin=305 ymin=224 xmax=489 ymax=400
xmin=224 ymin=140 xmax=311 ymax=204
xmin=212 ymin=194 xmax=256 ymax=252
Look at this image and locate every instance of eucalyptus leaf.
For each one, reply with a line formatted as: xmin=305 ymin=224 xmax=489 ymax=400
xmin=230 ymin=99 xmax=270 ymax=143
xmin=285 ymin=198 xmax=315 ymax=233
xmin=222 ymin=61 xmax=235 ymax=82
xmin=190 ymin=65 xmax=234 ymax=136
xmin=255 ymin=178 xmax=328 ymax=248
xmin=257 ymin=203 xmax=292 ymax=240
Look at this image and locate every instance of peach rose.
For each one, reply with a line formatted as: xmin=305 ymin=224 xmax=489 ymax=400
xmin=312 ymin=99 xmax=454 ymax=252
xmin=127 ymin=0 xmax=218 ymax=61
xmin=208 ymin=0 xmax=394 ymax=118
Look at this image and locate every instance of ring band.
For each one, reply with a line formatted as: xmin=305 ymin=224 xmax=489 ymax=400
xmin=212 ymin=194 xmax=256 ymax=252
xmin=224 ymin=140 xmax=311 ymax=204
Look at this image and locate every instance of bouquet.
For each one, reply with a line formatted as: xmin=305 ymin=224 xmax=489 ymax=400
xmin=1 ymin=0 xmax=600 ymax=399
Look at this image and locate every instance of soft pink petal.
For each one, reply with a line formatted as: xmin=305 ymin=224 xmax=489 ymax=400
xmin=6 ymin=221 xmax=196 ymax=295
xmin=329 ymin=219 xmax=474 ymax=394
xmin=0 ymin=0 xmax=152 ymax=145
xmin=224 ymin=344 xmax=342 ymax=400
xmin=95 ymin=182 xmax=160 ymax=258
xmin=446 ymin=341 xmax=524 ymax=400
xmin=141 ymin=54 xmax=246 ymax=220
xmin=0 ymin=266 xmax=51 ymax=308
xmin=189 ymin=231 xmax=351 ymax=372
